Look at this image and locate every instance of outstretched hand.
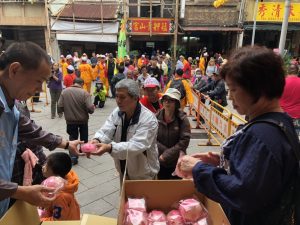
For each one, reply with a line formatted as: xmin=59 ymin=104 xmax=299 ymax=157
xmin=12 ymin=185 xmax=56 ymax=208
xmin=68 ymin=140 xmax=85 ymax=156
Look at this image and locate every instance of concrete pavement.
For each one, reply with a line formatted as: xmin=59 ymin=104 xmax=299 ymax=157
xmin=30 ymin=96 xmax=220 ymax=219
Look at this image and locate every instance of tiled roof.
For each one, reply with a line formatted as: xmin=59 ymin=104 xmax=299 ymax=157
xmin=58 ymin=2 xmax=118 ymax=20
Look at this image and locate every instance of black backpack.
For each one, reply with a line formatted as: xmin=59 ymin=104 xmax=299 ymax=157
xmin=170 ymin=79 xmax=186 ymax=99
xmin=243 ymin=118 xmax=300 ymax=225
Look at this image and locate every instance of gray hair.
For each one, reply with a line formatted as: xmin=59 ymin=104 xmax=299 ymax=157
xmin=115 ymin=79 xmax=140 ymax=98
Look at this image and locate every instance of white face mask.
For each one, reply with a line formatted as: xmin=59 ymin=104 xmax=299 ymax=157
xmin=195 ymin=74 xmax=201 ymax=78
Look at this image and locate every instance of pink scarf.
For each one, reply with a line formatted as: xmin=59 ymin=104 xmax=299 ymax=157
xmin=21 ymin=148 xmax=39 ymax=186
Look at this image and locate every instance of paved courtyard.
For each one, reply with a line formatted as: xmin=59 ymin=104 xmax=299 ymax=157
xmin=30 ymin=95 xmax=220 ymax=219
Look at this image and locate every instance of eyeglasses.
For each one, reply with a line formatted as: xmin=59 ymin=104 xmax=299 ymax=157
xmin=162 ymin=97 xmax=176 ymax=103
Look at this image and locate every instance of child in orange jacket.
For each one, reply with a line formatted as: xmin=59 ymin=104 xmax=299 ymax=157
xmin=40 ymin=152 xmax=80 ymax=221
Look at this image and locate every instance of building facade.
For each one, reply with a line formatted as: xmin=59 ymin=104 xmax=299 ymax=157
xmin=243 ymin=0 xmax=300 ymax=56
xmin=0 ymin=0 xmax=49 ymax=51
xmin=50 ymin=0 xmax=120 ymax=60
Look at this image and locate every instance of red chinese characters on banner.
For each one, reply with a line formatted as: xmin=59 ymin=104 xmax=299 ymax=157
xmin=130 ymin=19 xmax=172 ymax=33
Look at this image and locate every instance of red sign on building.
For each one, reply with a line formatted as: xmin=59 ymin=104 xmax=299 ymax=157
xmin=127 ymin=18 xmax=175 ymax=34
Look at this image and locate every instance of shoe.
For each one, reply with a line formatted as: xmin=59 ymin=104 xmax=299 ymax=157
xmin=71 ymin=159 xmax=78 ymax=165
xmin=192 ymin=118 xmax=197 ymax=121
xmin=51 ymin=116 xmax=55 ymax=119
xmin=58 ymin=114 xmax=63 ymax=118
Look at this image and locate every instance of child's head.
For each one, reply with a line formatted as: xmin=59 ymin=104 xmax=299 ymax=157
xmin=42 ymin=152 xmax=72 ymax=178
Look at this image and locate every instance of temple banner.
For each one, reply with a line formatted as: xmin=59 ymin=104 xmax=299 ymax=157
xmin=126 ymin=18 xmax=175 ymax=34
xmin=256 ymin=2 xmax=300 ymax=22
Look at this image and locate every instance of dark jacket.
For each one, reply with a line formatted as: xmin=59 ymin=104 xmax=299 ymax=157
xmin=147 ymin=65 xmax=163 ymax=83
xmin=111 ymin=72 xmax=125 ymax=86
xmin=156 ymin=109 xmax=191 ymax=168
xmin=192 ymin=112 xmax=298 ymax=225
xmin=199 ymin=79 xmax=227 ymax=106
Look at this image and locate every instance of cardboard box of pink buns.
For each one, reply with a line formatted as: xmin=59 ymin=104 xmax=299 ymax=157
xmin=119 ymin=180 xmax=230 ymax=225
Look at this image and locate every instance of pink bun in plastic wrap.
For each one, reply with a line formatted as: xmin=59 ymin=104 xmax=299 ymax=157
xmin=125 ymin=198 xmax=147 ymax=212
xmin=179 ymin=199 xmax=203 ymax=223
xmin=166 ymin=210 xmax=184 ymax=225
xmin=193 ymin=218 xmax=209 ymax=225
xmin=148 ymin=210 xmax=167 ymax=225
xmin=41 ymin=176 xmax=66 ymax=197
xmin=125 ymin=209 xmax=148 ymax=225
xmin=81 ymin=143 xmax=97 ymax=153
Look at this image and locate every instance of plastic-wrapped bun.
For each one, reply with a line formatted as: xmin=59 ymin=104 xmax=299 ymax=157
xmin=81 ymin=143 xmax=97 ymax=153
xmin=125 ymin=198 xmax=147 ymax=212
xmin=148 ymin=210 xmax=167 ymax=225
xmin=166 ymin=210 xmax=184 ymax=225
xmin=41 ymin=176 xmax=66 ymax=197
xmin=193 ymin=217 xmax=209 ymax=225
xmin=125 ymin=209 xmax=148 ymax=225
xmin=179 ymin=199 xmax=203 ymax=223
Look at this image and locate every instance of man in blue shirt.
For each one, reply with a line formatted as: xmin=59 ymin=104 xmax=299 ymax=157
xmin=0 ymin=42 xmax=83 ymax=218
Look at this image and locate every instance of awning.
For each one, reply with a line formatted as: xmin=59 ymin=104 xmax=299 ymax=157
xmin=243 ymin=24 xmax=300 ymax=31
xmin=181 ymin=26 xmax=243 ymax=32
xmin=51 ymin=18 xmax=119 ymax=43
xmin=56 ymin=33 xmax=117 ymax=43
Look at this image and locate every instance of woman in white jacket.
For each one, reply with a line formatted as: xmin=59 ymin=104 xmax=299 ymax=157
xmin=91 ymin=79 xmax=160 ymax=182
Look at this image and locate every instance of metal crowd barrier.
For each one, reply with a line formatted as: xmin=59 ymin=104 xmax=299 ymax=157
xmin=189 ymin=89 xmax=246 ymax=146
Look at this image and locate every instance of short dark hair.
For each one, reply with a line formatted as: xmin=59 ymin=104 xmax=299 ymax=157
xmin=220 ymin=46 xmax=285 ymax=103
xmin=46 ymin=152 xmax=72 ymax=178
xmin=118 ymin=66 xmax=125 ymax=73
xmin=176 ymin=68 xmax=184 ymax=76
xmin=74 ymin=77 xmax=84 ymax=85
xmin=0 ymin=41 xmax=50 ymax=71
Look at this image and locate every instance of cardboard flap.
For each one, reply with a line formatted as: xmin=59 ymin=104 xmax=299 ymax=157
xmin=80 ymin=214 xmax=117 ymax=225
xmin=42 ymin=221 xmax=80 ymax=225
xmin=0 ymin=200 xmax=40 ymax=225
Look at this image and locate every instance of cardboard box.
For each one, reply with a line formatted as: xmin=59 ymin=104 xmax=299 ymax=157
xmin=0 ymin=200 xmax=117 ymax=225
xmin=118 ymin=180 xmax=230 ymax=225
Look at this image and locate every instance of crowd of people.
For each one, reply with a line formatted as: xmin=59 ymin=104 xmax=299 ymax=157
xmin=0 ymin=41 xmax=300 ymax=225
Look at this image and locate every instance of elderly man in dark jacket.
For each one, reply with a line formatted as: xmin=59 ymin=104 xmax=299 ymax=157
xmin=199 ymin=69 xmax=227 ymax=112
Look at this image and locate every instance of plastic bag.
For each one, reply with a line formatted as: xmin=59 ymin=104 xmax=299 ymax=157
xmin=193 ymin=217 xmax=209 ymax=225
xmin=41 ymin=176 xmax=66 ymax=197
xmin=166 ymin=210 xmax=184 ymax=225
xmin=178 ymin=198 xmax=207 ymax=223
xmin=125 ymin=198 xmax=147 ymax=212
xmin=148 ymin=210 xmax=167 ymax=225
xmin=81 ymin=143 xmax=97 ymax=153
xmin=125 ymin=209 xmax=148 ymax=225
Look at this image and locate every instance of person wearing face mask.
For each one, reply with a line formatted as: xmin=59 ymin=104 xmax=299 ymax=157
xmin=48 ymin=62 xmax=63 ymax=119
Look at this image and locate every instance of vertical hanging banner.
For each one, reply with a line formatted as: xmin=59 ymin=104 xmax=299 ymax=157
xmin=256 ymin=2 xmax=300 ymax=22
xmin=180 ymin=0 xmax=186 ymax=18
xmin=118 ymin=19 xmax=127 ymax=60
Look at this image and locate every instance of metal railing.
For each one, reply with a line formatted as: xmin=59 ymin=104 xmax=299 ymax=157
xmin=189 ymin=90 xmax=246 ymax=146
